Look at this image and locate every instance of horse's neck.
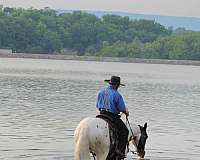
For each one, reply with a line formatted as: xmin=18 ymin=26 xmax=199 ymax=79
xmin=127 ymin=123 xmax=140 ymax=138
xmin=120 ymin=115 xmax=139 ymax=137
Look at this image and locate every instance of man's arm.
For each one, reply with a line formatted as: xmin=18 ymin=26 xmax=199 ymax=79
xmin=117 ymin=94 xmax=129 ymax=116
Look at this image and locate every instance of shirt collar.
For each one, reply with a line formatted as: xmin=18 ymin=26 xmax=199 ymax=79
xmin=108 ymin=84 xmax=117 ymax=90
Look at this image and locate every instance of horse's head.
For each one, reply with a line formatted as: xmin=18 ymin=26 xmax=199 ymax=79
xmin=128 ymin=122 xmax=148 ymax=159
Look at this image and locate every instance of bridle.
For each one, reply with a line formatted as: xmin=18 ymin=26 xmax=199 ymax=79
xmin=126 ymin=117 xmax=147 ymax=157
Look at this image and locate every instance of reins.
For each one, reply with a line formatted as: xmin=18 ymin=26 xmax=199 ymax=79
xmin=126 ymin=116 xmax=137 ymax=155
xmin=126 ymin=116 xmax=134 ymax=138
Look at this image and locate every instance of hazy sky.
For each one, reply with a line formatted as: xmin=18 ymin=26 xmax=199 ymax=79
xmin=1 ymin=0 xmax=200 ymax=18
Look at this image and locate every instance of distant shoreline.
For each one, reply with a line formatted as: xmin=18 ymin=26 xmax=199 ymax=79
xmin=1 ymin=52 xmax=200 ymax=66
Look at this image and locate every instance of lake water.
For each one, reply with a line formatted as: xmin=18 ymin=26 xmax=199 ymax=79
xmin=0 ymin=58 xmax=200 ymax=160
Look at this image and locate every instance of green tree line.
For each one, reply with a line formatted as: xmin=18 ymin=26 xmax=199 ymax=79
xmin=0 ymin=7 xmax=200 ymax=60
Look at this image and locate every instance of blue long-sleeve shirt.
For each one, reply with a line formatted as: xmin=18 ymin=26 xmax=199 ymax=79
xmin=96 ymin=85 xmax=126 ymax=114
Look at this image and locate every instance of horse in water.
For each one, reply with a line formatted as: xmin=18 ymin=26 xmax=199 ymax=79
xmin=74 ymin=116 xmax=148 ymax=160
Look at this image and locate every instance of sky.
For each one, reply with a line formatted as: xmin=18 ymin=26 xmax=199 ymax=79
xmin=1 ymin=0 xmax=200 ymax=18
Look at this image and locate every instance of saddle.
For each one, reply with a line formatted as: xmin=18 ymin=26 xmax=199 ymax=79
xmin=96 ymin=114 xmax=122 ymax=160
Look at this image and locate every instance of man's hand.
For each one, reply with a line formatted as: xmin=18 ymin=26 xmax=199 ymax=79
xmin=124 ymin=107 xmax=129 ymax=117
xmin=125 ymin=111 xmax=129 ymax=117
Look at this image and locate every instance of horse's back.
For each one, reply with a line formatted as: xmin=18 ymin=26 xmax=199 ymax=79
xmin=75 ymin=117 xmax=109 ymax=142
xmin=75 ymin=117 xmax=103 ymax=137
xmin=74 ymin=116 xmax=110 ymax=156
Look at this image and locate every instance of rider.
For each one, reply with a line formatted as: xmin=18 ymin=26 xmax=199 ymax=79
xmin=96 ymin=76 xmax=129 ymax=158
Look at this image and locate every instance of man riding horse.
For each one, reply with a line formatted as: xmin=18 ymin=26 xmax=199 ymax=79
xmin=96 ymin=76 xmax=129 ymax=159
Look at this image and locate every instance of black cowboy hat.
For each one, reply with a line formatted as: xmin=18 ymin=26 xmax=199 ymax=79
xmin=104 ymin=76 xmax=125 ymax=86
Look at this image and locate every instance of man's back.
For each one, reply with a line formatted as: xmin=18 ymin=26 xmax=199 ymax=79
xmin=96 ymin=85 xmax=126 ymax=114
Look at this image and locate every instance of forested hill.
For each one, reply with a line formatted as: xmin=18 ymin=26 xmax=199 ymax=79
xmin=0 ymin=7 xmax=200 ymax=60
xmin=58 ymin=10 xmax=200 ymax=31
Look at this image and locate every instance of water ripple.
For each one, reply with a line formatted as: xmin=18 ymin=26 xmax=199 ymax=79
xmin=1 ymin=58 xmax=200 ymax=159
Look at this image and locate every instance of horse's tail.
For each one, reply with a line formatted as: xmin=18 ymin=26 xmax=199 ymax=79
xmin=74 ymin=121 xmax=90 ymax=160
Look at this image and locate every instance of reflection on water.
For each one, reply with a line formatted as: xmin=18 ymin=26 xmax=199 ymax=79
xmin=0 ymin=58 xmax=200 ymax=160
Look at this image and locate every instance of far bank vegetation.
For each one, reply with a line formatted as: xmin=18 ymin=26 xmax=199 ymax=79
xmin=0 ymin=7 xmax=200 ymax=60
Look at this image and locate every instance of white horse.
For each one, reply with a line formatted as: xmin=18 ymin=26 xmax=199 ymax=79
xmin=74 ymin=116 xmax=148 ymax=160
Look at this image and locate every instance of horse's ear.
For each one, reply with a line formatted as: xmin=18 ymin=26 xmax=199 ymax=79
xmin=144 ymin=122 xmax=147 ymax=130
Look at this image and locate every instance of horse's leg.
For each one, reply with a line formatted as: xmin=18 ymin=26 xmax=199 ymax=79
xmin=96 ymin=152 xmax=108 ymax=160
xmin=95 ymin=146 xmax=109 ymax=160
xmin=74 ymin=127 xmax=90 ymax=160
